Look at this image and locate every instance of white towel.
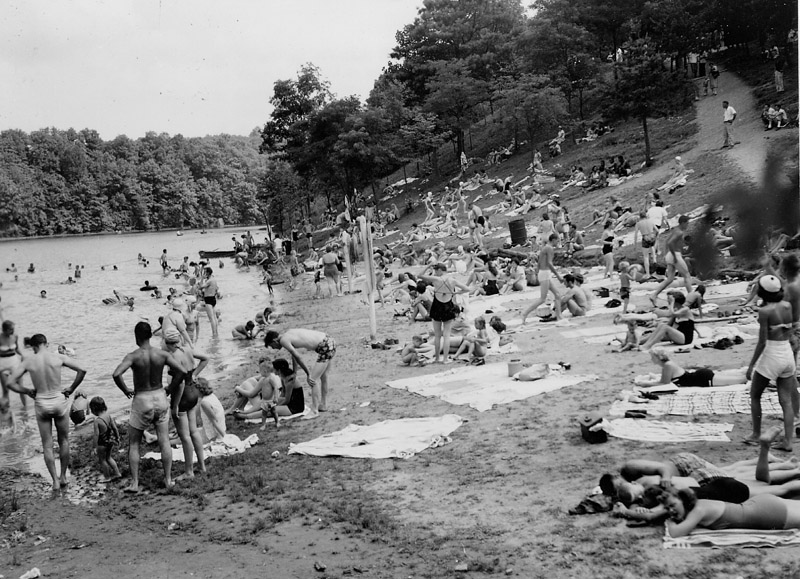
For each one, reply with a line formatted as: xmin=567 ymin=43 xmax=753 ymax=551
xmin=603 ymin=418 xmax=732 ymax=442
xmin=663 ymin=526 xmax=800 ymax=549
xmin=142 ymin=433 xmax=259 ymax=462
xmin=287 ymin=414 xmax=463 ymax=459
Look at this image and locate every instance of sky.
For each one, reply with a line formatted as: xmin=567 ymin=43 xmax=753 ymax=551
xmin=1 ymin=0 xmax=423 ymax=140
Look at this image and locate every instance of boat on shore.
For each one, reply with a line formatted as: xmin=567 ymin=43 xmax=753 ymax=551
xmin=199 ymin=249 xmax=237 ymax=258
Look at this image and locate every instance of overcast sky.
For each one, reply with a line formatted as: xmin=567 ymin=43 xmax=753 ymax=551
xmin=1 ymin=0 xmax=422 ymax=140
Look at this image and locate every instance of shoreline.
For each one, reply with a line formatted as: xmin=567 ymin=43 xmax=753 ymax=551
xmin=0 ymin=223 xmax=270 ymax=244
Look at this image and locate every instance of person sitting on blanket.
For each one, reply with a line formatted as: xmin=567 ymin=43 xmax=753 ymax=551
xmin=400 ymin=335 xmax=425 ymax=366
xmin=499 ymin=260 xmax=526 ymax=294
xmin=640 ymin=292 xmax=695 ymax=350
xmin=636 ymin=347 xmax=747 ymax=387
xmin=612 ymin=317 xmax=640 ymax=352
xmin=560 ymin=273 xmax=590 ymax=317
xmin=453 ymin=316 xmax=489 ymax=363
xmin=261 ymin=358 xmax=305 ymax=430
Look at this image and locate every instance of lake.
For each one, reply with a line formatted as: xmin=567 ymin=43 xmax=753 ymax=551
xmin=0 ymin=227 xmax=275 ymax=473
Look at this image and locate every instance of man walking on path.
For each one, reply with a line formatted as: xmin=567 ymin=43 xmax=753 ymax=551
xmin=721 ymin=100 xmax=737 ymax=148
xmin=775 ymin=52 xmax=786 ymax=93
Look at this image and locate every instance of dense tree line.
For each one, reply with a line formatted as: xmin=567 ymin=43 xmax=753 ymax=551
xmin=1 ymin=0 xmax=791 ymax=237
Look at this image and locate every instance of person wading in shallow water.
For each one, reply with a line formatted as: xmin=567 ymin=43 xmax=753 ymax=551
xmin=264 ymin=328 xmax=335 ymax=420
xmin=7 ymin=333 xmax=87 ymax=491
xmin=112 ymin=322 xmax=185 ymax=493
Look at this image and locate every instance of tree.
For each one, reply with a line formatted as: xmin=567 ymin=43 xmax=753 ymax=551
xmin=608 ymin=38 xmax=693 ymax=165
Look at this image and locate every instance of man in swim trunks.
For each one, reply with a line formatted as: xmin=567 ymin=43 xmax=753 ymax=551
xmin=6 ymin=333 xmax=87 ymax=491
xmin=264 ymin=328 xmax=335 ymax=419
xmin=160 ymin=249 xmax=169 ymax=273
xmin=112 ymin=322 xmax=185 ymax=493
xmin=650 ymin=215 xmax=693 ymax=306
xmin=521 ymin=234 xmax=563 ymax=323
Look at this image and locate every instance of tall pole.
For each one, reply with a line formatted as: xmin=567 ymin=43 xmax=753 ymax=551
xmin=358 ymin=216 xmax=377 ymax=340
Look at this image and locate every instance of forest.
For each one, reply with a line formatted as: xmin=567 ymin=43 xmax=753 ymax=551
xmin=0 ymin=0 xmax=792 ymax=237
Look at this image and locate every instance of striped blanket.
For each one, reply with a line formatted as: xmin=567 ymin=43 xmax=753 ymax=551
xmin=609 ymin=385 xmax=782 ymax=418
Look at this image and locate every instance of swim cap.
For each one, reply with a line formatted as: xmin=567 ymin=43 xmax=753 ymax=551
xmin=759 ymin=275 xmax=781 ymax=293
xmin=171 ymin=298 xmax=185 ymax=310
xmin=164 ymin=329 xmax=181 ymax=344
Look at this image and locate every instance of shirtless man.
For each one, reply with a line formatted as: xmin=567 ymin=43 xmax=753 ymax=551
xmin=161 ymin=298 xmax=192 ymax=346
xmin=160 ymin=249 xmax=169 ymax=273
xmin=521 ymin=234 xmax=563 ymax=323
xmin=560 ymin=273 xmax=589 ymax=317
xmin=649 ymin=215 xmax=693 ymax=306
xmin=264 ymin=328 xmax=335 ymax=419
xmin=112 ymin=322 xmax=185 ymax=493
xmin=7 ymin=334 xmax=86 ymax=490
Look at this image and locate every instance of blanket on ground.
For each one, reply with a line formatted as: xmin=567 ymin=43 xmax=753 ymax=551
xmin=287 ymin=414 xmax=463 ymax=459
xmin=602 ymin=418 xmax=732 ymax=442
xmin=609 ymin=385 xmax=782 ymax=418
xmin=663 ymin=527 xmax=800 ymax=549
xmin=386 ymin=362 xmax=597 ymax=412
xmin=143 ymin=433 xmax=259 ymax=462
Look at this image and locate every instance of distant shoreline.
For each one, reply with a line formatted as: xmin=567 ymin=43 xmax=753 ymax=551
xmin=0 ymin=223 xmax=269 ymax=243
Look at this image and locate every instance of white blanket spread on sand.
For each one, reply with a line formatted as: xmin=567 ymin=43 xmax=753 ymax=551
xmin=287 ymin=414 xmax=463 ymax=459
xmin=663 ymin=527 xmax=800 ymax=549
xmin=603 ymin=418 xmax=732 ymax=442
xmin=609 ymin=384 xmax=782 ymax=418
xmin=386 ymin=362 xmax=597 ymax=411
xmin=143 ymin=433 xmax=260 ymax=462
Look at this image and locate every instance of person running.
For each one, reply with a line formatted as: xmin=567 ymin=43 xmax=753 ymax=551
xmin=199 ymin=267 xmax=219 ymax=338
xmin=650 ymin=215 xmax=693 ymax=306
xmin=264 ymin=328 xmax=335 ymax=419
xmin=6 ymin=334 xmax=87 ymax=491
xmin=112 ymin=322 xmax=185 ymax=493
xmin=521 ymin=234 xmax=563 ymax=323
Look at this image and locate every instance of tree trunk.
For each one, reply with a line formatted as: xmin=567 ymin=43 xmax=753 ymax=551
xmin=456 ymin=128 xmax=465 ymax=158
xmin=578 ymin=89 xmax=584 ymax=120
xmin=641 ymin=115 xmax=652 ymax=166
xmin=431 ymin=149 xmax=440 ymax=178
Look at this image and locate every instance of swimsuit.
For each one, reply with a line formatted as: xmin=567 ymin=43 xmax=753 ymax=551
xmin=286 ymin=384 xmax=305 ymax=415
xmin=97 ymin=415 xmax=120 ymax=448
xmin=676 ymin=319 xmax=695 ymax=344
xmin=673 ymin=368 xmax=714 ymax=387
xmin=34 ymin=392 xmax=70 ymax=420
xmin=602 ymin=237 xmax=614 ymax=255
xmin=671 ymin=453 xmax=729 ymax=485
xmin=315 ymin=335 xmax=336 ymax=363
xmin=537 ymin=270 xmax=551 ymax=283
xmin=707 ymin=495 xmax=788 ymax=530
xmin=203 ymin=296 xmax=217 ymax=307
xmin=482 ymin=279 xmax=499 ymax=296
xmin=754 ymin=340 xmax=796 ymax=381
xmin=129 ymin=389 xmax=169 ymax=431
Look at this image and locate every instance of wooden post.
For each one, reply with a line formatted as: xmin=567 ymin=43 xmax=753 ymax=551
xmin=342 ymin=226 xmax=354 ymax=296
xmin=358 ymin=216 xmax=377 ymax=340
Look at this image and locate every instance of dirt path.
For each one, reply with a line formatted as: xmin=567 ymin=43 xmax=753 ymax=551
xmin=692 ymin=67 xmax=766 ymax=184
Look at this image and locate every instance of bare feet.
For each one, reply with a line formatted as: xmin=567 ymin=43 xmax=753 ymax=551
xmin=743 ymin=435 xmax=760 ymax=446
xmin=123 ymin=484 xmax=141 ymax=494
xmin=301 ymin=410 xmax=319 ymax=420
xmin=175 ymin=473 xmax=194 ymax=483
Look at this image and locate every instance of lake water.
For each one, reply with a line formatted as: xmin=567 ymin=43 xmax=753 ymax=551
xmin=0 ymin=228 xmax=275 ymax=473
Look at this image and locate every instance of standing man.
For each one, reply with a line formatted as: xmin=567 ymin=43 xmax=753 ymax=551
xmin=264 ymin=328 xmax=335 ymax=420
xmin=7 ymin=334 xmax=87 ymax=491
xmin=112 ymin=322 xmax=185 ymax=493
xmin=721 ymin=101 xmax=737 ymax=149
xmin=774 ymin=50 xmax=786 ymax=93
xmin=160 ymin=249 xmax=169 ymax=273
xmin=521 ymin=234 xmax=563 ymax=323
xmin=650 ymin=215 xmax=694 ymax=306
xmin=199 ymin=267 xmax=219 ymax=338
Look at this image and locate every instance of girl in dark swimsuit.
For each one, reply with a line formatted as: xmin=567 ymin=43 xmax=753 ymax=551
xmin=418 ymin=263 xmax=471 ymax=364
xmin=601 ymin=222 xmax=615 ymax=277
xmin=641 ymin=293 xmax=695 ymax=350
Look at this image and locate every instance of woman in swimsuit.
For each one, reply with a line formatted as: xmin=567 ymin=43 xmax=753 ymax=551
xmin=164 ymin=332 xmax=209 ymax=479
xmin=638 ymin=348 xmax=747 ymax=387
xmin=745 ymin=275 xmax=798 ymax=450
xmin=418 ymin=263 xmax=471 ymax=364
xmin=600 ymin=221 xmax=615 ymax=278
xmin=319 ymin=245 xmax=341 ymax=298
xmin=640 ymin=292 xmax=695 ymax=350
xmin=0 ymin=320 xmax=25 ymax=408
xmin=660 ymin=486 xmax=800 ymax=537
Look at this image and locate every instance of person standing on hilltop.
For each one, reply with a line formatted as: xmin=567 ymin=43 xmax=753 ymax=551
xmin=721 ymin=100 xmax=737 ymax=149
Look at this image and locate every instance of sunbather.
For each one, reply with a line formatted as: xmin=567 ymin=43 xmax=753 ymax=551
xmin=637 ymin=347 xmax=747 ymax=387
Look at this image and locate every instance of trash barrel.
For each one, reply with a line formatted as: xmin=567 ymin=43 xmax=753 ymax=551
xmin=508 ymin=218 xmax=527 ymax=246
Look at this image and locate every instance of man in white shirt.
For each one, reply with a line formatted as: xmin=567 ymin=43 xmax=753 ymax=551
xmin=722 ymin=101 xmax=737 ymax=148
xmin=646 ymin=201 xmax=669 ymax=230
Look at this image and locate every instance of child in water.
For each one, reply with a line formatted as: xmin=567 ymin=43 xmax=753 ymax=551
xmin=90 ymin=397 xmax=122 ymax=482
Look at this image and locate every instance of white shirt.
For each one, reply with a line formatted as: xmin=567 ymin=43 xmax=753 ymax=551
xmin=723 ymin=106 xmax=737 ymax=122
xmin=647 ymin=206 xmax=668 ymax=227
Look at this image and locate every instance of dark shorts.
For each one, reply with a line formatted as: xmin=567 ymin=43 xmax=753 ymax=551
xmin=673 ymin=368 xmax=714 ymax=387
xmin=693 ymin=478 xmax=749 ymax=504
xmin=430 ymin=297 xmax=459 ymax=322
xmin=602 ymin=244 xmax=613 ymax=255
xmin=620 ymin=287 xmax=630 ymax=300
xmin=483 ymin=280 xmax=499 ymax=296
xmin=642 ymin=234 xmax=656 ymax=249
xmin=204 ymin=296 xmax=217 ymax=307
xmin=676 ymin=320 xmax=695 ymax=344
xmin=287 ymin=387 xmax=305 ymax=415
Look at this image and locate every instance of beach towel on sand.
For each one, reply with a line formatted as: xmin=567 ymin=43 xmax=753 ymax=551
xmin=386 ymin=362 xmax=597 ymax=411
xmin=663 ymin=526 xmax=800 ymax=549
xmin=603 ymin=418 xmax=732 ymax=442
xmin=287 ymin=415 xmax=463 ymax=459
xmin=609 ymin=385 xmax=782 ymax=418
xmin=143 ymin=433 xmax=259 ymax=462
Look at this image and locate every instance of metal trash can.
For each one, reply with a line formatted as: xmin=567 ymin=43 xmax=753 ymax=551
xmin=508 ymin=218 xmax=527 ymax=246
